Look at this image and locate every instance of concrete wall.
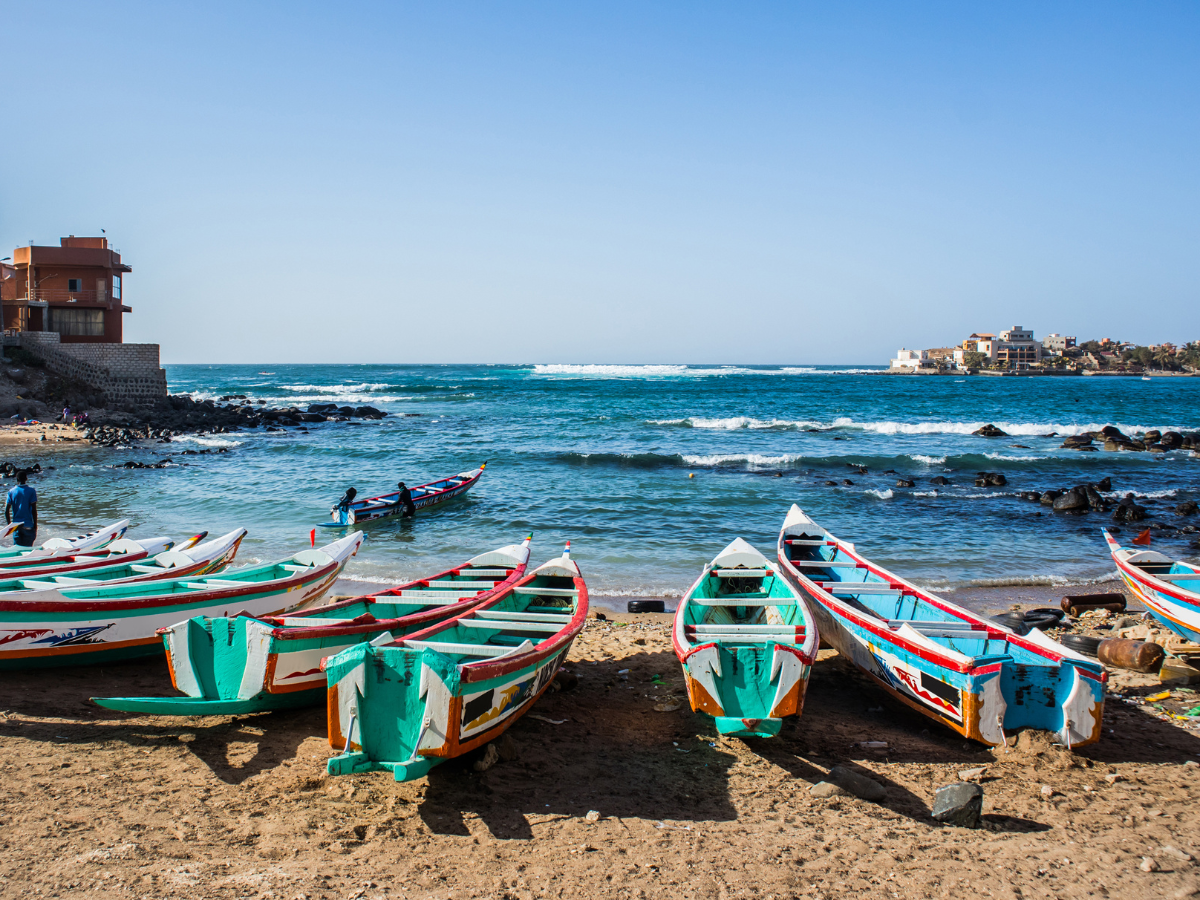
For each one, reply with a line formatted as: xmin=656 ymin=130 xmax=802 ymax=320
xmin=19 ymin=332 xmax=167 ymax=407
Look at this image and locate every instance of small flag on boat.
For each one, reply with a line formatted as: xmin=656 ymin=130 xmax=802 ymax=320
xmin=562 ymin=540 xmax=571 ymax=558
xmin=1133 ymin=529 xmax=1152 ymax=546
xmin=310 ymin=528 xmax=316 ymax=548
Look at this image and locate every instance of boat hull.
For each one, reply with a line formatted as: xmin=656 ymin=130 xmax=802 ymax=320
xmin=1 ymin=536 xmax=358 ymax=670
xmin=778 ymin=507 xmax=1106 ymax=749
xmin=323 ymin=467 xmax=483 ymax=528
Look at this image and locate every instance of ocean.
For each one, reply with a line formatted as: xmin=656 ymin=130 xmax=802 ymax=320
xmin=23 ymin=364 xmax=1200 ymax=609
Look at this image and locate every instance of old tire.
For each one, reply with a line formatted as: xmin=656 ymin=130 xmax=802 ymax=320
xmin=1022 ymin=608 xmax=1065 ymax=631
xmin=989 ymin=613 xmax=1030 ymax=635
xmin=628 ymin=600 xmax=666 ymax=614
xmin=1059 ymin=633 xmax=1103 ymax=657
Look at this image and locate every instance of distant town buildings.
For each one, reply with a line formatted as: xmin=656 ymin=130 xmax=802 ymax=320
xmin=0 ymin=236 xmax=132 ymax=343
xmin=890 ymin=324 xmax=1198 ymax=374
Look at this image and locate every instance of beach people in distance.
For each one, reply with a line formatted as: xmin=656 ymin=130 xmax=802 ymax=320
xmin=5 ymin=471 xmax=37 ymax=547
xmin=396 ymin=482 xmax=416 ymax=517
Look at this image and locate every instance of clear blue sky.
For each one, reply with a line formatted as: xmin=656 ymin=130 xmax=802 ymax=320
xmin=1 ymin=2 xmax=1197 ymax=364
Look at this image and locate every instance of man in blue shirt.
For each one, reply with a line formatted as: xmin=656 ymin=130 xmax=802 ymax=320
xmin=5 ymin=472 xmax=37 ymax=547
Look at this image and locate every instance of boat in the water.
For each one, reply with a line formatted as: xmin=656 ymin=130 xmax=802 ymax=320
xmin=1104 ymin=529 xmax=1200 ymax=642
xmin=0 ymin=530 xmax=244 ymax=595
xmin=776 ymin=506 xmax=1106 ymax=748
xmin=93 ymin=537 xmax=533 ymax=715
xmin=321 ymin=466 xmax=485 ymax=528
xmin=0 ymin=520 xmax=130 ymax=566
xmin=1 ymin=532 xmax=364 ymax=669
xmin=672 ymin=538 xmax=817 ymax=738
xmin=326 ymin=543 xmax=587 ymax=782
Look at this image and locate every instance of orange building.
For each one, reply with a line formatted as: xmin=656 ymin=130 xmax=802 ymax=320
xmin=1 ymin=236 xmax=132 ymax=342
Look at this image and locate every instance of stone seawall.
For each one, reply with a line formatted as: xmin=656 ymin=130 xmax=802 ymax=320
xmin=18 ymin=332 xmax=168 ymax=407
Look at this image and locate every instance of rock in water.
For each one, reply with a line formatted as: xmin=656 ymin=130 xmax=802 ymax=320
xmin=931 ymin=782 xmax=984 ymax=828
xmin=896 ymin=479 xmax=915 ymax=488
xmin=1177 ymin=500 xmax=1199 ymax=517
xmin=827 ymin=766 xmax=886 ymax=802
xmin=1053 ymin=488 xmax=1088 ymax=511
xmin=973 ymin=424 xmax=1008 ymax=437
xmin=1040 ymin=490 xmax=1062 ymax=506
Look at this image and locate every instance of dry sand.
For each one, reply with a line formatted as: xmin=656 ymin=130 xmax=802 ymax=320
xmin=2 ymin=600 xmax=1200 ymax=900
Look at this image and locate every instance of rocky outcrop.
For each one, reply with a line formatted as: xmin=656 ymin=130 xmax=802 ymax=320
xmin=973 ymin=424 xmax=1007 ymax=437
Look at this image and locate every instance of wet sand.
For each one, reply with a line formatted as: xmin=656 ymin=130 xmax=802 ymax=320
xmin=2 ymin=595 xmax=1199 ymax=900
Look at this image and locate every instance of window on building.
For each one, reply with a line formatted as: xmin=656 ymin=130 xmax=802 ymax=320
xmin=48 ymin=307 xmax=105 ymax=337
xmin=68 ymin=278 xmax=82 ymax=292
xmin=112 ymin=275 xmax=121 ymax=300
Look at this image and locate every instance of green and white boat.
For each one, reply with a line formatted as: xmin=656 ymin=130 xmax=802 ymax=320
xmin=93 ymin=537 xmax=532 ymax=715
xmin=326 ymin=543 xmax=587 ymax=782
xmin=672 ymin=538 xmax=818 ymax=738
xmin=0 ymin=520 xmax=131 ymax=567
xmin=0 ymin=530 xmax=245 ymax=595
xmin=0 ymin=532 xmax=364 ymax=670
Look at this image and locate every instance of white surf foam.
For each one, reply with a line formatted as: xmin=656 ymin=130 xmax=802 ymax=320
xmin=169 ymin=434 xmax=242 ymax=448
xmin=681 ymin=452 xmax=802 ymax=468
xmin=650 ymin=417 xmax=821 ymax=431
xmin=910 ymin=454 xmax=947 ymax=465
xmin=864 ymin=488 xmax=894 ymax=500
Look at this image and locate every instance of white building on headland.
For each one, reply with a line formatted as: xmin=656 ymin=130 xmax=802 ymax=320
xmin=890 ymin=348 xmax=934 ymax=370
xmin=1043 ymin=333 xmax=1076 ymax=355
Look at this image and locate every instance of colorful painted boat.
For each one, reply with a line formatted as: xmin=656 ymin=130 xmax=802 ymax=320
xmin=93 ymin=537 xmax=533 ymax=715
xmin=0 ymin=530 xmax=245 ymax=595
xmin=0 ymin=530 xmax=216 ymax=581
xmin=776 ymin=506 xmax=1106 ymax=748
xmin=1105 ymin=529 xmax=1200 ymax=642
xmin=672 ymin=538 xmax=817 ymax=738
xmin=326 ymin=544 xmax=587 ymax=782
xmin=0 ymin=532 xmax=364 ymax=670
xmin=0 ymin=520 xmax=130 ymax=566
xmin=321 ymin=466 xmax=484 ymax=528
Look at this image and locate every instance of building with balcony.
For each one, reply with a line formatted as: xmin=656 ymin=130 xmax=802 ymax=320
xmin=1 ymin=236 xmax=132 ymax=342
xmin=890 ymin=348 xmax=934 ymax=370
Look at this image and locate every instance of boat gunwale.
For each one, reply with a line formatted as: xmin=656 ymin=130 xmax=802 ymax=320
xmin=392 ymin=568 xmax=589 ymax=684
xmin=258 ymin=557 xmax=531 ymax=642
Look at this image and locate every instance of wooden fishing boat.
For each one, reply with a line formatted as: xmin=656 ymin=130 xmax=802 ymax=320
xmin=0 ymin=530 xmax=244 ymax=596
xmin=326 ymin=544 xmax=587 ymax=782
xmin=0 ymin=532 xmax=364 ymax=669
xmin=321 ymin=466 xmax=485 ymax=528
xmin=776 ymin=506 xmax=1107 ymax=748
xmin=0 ymin=530 xmax=215 ymax=581
xmin=1105 ymin=529 xmax=1200 ymax=642
xmin=93 ymin=537 xmax=533 ymax=715
xmin=0 ymin=520 xmax=130 ymax=566
xmin=672 ymin=538 xmax=817 ymax=738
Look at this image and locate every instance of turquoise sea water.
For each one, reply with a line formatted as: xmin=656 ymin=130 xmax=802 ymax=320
xmin=15 ymin=364 xmax=1200 ymax=603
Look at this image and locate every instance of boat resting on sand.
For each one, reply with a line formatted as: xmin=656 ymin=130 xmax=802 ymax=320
xmin=326 ymin=544 xmax=587 ymax=782
xmin=0 ymin=530 xmax=244 ymax=596
xmin=0 ymin=532 xmax=363 ymax=670
xmin=672 ymin=538 xmax=817 ymax=738
xmin=322 ymin=466 xmax=484 ymax=528
xmin=776 ymin=506 xmax=1106 ymax=749
xmin=0 ymin=520 xmax=130 ymax=566
xmin=93 ymin=537 xmax=533 ymax=715
xmin=1105 ymin=529 xmax=1200 ymax=642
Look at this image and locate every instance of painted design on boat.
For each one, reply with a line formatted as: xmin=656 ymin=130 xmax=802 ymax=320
xmin=776 ymin=505 xmax=1106 ymax=749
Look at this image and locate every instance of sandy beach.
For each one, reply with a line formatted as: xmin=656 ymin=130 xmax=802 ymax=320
xmin=2 ymin=585 xmax=1198 ymax=900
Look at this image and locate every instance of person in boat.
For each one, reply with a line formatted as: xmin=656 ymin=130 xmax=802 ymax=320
xmin=5 ymin=471 xmax=38 ymax=547
xmin=335 ymin=487 xmax=357 ymax=511
xmin=396 ymin=482 xmax=416 ymax=517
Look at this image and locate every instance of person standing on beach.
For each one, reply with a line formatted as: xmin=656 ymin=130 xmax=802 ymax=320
xmin=5 ymin=472 xmax=37 ymax=547
xmin=396 ymin=482 xmax=416 ymax=517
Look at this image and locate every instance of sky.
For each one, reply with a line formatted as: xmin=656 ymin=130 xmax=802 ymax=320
xmin=1 ymin=2 xmax=1197 ymax=364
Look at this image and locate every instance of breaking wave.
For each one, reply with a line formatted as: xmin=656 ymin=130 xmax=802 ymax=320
xmin=169 ymin=434 xmax=242 ymax=448
xmin=864 ymin=489 xmax=894 ymax=500
xmin=910 ymin=454 xmax=947 ymax=465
